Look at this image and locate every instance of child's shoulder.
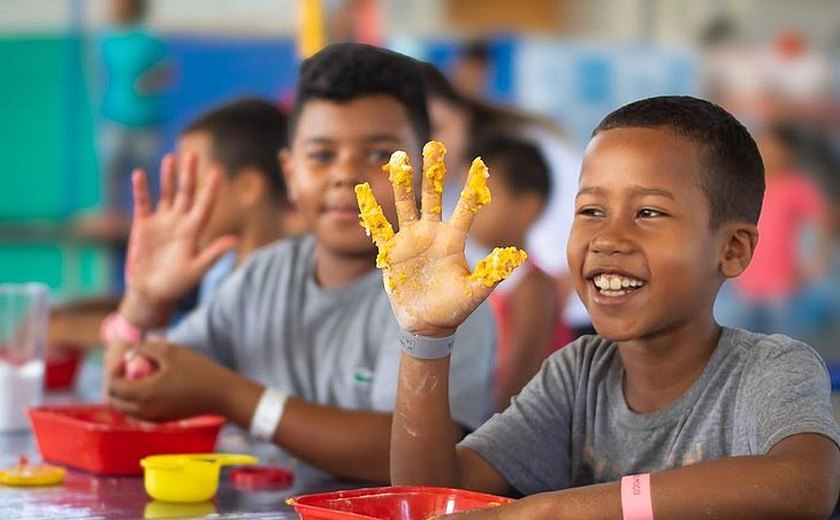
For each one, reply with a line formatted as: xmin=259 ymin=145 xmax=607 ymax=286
xmin=722 ymin=327 xmax=827 ymax=371
xmin=543 ymin=333 xmax=618 ymax=377
xmin=237 ymin=234 xmax=316 ymax=281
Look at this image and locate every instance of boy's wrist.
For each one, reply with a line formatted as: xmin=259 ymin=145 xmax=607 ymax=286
xmin=398 ymin=328 xmax=457 ymax=359
xmin=118 ymin=288 xmax=174 ymax=331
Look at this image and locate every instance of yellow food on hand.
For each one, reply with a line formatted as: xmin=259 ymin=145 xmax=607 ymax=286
xmin=385 ymin=150 xmax=413 ymax=193
xmin=469 ymin=247 xmax=528 ymax=287
xmin=460 ymin=157 xmax=491 ymax=212
xmin=355 ymin=182 xmax=395 ymax=268
xmin=423 ymin=141 xmax=447 ymax=197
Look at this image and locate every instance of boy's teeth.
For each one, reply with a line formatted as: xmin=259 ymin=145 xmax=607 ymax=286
xmin=593 ymin=274 xmax=645 ymax=293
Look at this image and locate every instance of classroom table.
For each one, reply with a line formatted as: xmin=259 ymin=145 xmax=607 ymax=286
xmin=0 ymin=424 xmax=366 ymax=519
xmin=0 ymin=359 xmax=364 ymax=519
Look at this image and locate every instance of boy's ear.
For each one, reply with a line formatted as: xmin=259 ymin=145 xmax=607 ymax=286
xmin=279 ymin=149 xmax=297 ymax=202
xmin=231 ymin=168 xmax=267 ymax=207
xmin=718 ymin=222 xmax=759 ymax=279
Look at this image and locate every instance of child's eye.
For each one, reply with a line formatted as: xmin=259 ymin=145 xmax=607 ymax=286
xmin=637 ymin=208 xmax=665 ymax=218
xmin=576 ymin=207 xmax=605 ymax=218
xmin=367 ymin=149 xmax=393 ymax=163
xmin=307 ymin=150 xmax=335 ymax=163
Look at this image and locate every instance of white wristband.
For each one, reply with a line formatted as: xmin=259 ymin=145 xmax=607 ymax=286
xmin=248 ymin=387 xmax=288 ymax=441
xmin=398 ymin=328 xmax=456 ymax=359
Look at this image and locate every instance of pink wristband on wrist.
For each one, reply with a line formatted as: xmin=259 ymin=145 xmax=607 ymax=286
xmin=621 ymin=473 xmax=654 ymax=520
xmin=100 ymin=312 xmax=144 ymax=345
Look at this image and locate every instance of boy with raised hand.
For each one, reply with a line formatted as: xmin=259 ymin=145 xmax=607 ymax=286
xmin=366 ymin=96 xmax=840 ymax=518
xmin=106 ymin=43 xmax=496 ymax=483
xmin=102 ymin=98 xmax=294 ymax=342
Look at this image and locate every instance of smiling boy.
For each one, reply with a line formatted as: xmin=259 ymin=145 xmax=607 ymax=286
xmin=106 ymin=43 xmax=496 ymax=483
xmin=366 ymin=96 xmax=840 ymax=518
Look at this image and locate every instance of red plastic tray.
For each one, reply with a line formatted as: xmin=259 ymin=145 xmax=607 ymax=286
xmin=288 ymin=486 xmax=514 ymax=520
xmin=28 ymin=404 xmax=225 ymax=476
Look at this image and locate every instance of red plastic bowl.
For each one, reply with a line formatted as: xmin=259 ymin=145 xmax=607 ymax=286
xmin=288 ymin=486 xmax=514 ymax=520
xmin=28 ymin=404 xmax=225 ymax=476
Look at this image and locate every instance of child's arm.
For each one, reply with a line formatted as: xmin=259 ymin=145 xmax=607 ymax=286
xmin=438 ymin=433 xmax=839 ymax=519
xmin=107 ymin=340 xmax=396 ymax=482
xmin=495 ymin=272 xmax=558 ymax=410
xmin=354 ymin=143 xmax=526 ymax=489
xmin=101 ymin=153 xmax=239 ymax=392
xmin=117 ymin=153 xmax=239 ymax=331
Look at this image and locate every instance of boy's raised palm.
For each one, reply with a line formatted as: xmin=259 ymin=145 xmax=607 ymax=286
xmin=355 ymin=141 xmax=526 ymax=338
xmin=125 ymin=154 xmax=239 ymax=308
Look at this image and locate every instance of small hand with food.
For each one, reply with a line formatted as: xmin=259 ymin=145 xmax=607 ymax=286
xmin=355 ymin=141 xmax=526 ymax=338
xmin=107 ymin=340 xmax=237 ymax=422
xmin=122 ymin=153 xmax=239 ymax=328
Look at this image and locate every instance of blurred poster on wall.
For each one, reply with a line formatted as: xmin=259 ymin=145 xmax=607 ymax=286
xmin=514 ymin=39 xmax=700 ymax=147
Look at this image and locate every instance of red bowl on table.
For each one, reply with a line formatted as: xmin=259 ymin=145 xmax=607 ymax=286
xmin=28 ymin=404 xmax=225 ymax=476
xmin=287 ymin=486 xmax=514 ymax=520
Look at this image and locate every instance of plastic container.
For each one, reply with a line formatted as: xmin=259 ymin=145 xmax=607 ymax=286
xmin=141 ymin=453 xmax=257 ymax=502
xmin=28 ymin=404 xmax=225 ymax=475
xmin=230 ymin=465 xmax=294 ymax=490
xmin=0 ymin=283 xmax=48 ymax=432
xmin=287 ymin=486 xmax=514 ymax=520
xmin=44 ymin=346 xmax=83 ymax=390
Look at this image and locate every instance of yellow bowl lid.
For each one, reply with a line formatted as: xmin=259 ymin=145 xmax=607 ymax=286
xmin=0 ymin=456 xmax=66 ymax=487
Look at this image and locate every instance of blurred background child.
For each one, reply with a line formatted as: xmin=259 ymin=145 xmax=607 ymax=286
xmin=422 ymin=63 xmax=591 ymax=341
xmin=97 ymin=0 xmax=171 ymax=219
xmin=53 ymin=98 xmax=298 ymax=356
xmin=719 ymin=122 xmax=831 ymax=340
xmin=467 ymin=134 xmax=567 ymax=410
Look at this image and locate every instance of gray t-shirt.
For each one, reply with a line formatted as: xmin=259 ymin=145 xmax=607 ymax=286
xmin=461 ymin=327 xmax=840 ymax=496
xmin=169 ymin=234 xmax=496 ymax=431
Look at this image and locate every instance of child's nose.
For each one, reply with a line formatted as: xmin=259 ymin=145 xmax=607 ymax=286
xmin=589 ymin=222 xmax=635 ymax=255
xmin=329 ymin=155 xmax=365 ymax=187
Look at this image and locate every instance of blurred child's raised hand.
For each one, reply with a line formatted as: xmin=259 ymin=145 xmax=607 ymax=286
xmin=355 ymin=141 xmax=526 ymax=338
xmin=121 ymin=153 xmax=239 ymax=328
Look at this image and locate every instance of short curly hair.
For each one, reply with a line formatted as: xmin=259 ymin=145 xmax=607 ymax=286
xmin=290 ymin=43 xmax=430 ymax=146
xmin=594 ymin=96 xmax=765 ymax=228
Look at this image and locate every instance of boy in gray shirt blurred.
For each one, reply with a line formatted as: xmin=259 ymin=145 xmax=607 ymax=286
xmin=104 ymin=43 xmax=496 ymax=483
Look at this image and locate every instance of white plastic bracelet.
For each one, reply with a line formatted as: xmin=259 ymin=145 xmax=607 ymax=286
xmin=249 ymin=387 xmax=288 ymax=441
xmin=398 ymin=328 xmax=456 ymax=359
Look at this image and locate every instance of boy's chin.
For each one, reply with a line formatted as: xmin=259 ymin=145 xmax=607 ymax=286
xmin=588 ymin=321 xmax=641 ymax=343
xmin=317 ymin=234 xmax=377 ymax=261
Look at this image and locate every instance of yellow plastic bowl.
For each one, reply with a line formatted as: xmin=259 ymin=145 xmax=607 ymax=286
xmin=140 ymin=453 xmax=257 ymax=502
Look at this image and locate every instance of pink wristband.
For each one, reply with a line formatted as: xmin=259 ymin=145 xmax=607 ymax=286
xmin=100 ymin=312 xmax=144 ymax=345
xmin=621 ymin=473 xmax=654 ymax=520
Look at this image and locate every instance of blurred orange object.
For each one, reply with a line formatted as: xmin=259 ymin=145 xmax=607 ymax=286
xmin=288 ymin=486 xmax=513 ymax=519
xmin=28 ymin=405 xmax=224 ymax=475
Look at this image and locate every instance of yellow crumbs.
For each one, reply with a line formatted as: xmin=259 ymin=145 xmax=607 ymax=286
xmin=461 ymin=157 xmax=491 ymax=212
xmin=384 ymin=150 xmax=413 ymax=193
xmin=469 ymin=247 xmax=528 ymax=287
xmin=423 ymin=141 xmax=447 ymax=195
xmin=354 ymin=182 xmax=395 ymax=269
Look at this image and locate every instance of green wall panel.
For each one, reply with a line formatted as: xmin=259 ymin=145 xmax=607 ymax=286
xmin=0 ymin=35 xmax=101 ymax=221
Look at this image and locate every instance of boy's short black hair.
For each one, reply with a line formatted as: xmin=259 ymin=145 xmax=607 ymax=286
xmin=290 ymin=43 xmax=430 ymax=145
xmin=593 ymin=95 xmax=764 ymax=228
xmin=468 ymin=135 xmax=551 ymax=202
xmin=184 ymin=98 xmax=288 ymax=200
xmin=422 ymin=61 xmax=465 ymax=107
